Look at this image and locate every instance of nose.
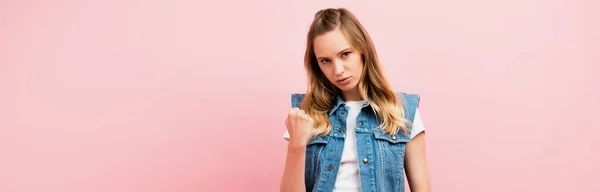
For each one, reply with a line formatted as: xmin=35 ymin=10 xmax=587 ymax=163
xmin=333 ymin=60 xmax=345 ymax=76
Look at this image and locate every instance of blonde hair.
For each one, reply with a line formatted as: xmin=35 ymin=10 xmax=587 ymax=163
xmin=300 ymin=8 xmax=411 ymax=137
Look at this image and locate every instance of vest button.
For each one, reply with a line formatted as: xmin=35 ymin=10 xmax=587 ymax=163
xmin=392 ymin=135 xmax=397 ymax=140
xmin=358 ymin=121 xmax=364 ymax=126
xmin=341 ymin=110 xmax=346 ymax=115
xmin=328 ymin=165 xmax=334 ymax=171
xmin=363 ymin=158 xmax=368 ymax=163
xmin=338 ymin=128 xmax=343 ymax=133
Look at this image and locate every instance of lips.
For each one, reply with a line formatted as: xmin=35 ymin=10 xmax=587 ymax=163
xmin=337 ymin=77 xmax=350 ymax=82
xmin=336 ymin=76 xmax=351 ymax=85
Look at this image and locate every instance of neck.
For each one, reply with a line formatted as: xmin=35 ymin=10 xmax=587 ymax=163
xmin=341 ymin=87 xmax=362 ymax=101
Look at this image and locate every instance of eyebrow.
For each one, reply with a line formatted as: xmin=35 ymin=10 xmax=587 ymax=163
xmin=316 ymin=47 xmax=352 ymax=60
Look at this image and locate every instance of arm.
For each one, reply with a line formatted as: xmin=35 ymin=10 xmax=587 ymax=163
xmin=280 ymin=143 xmax=307 ymax=192
xmin=405 ymin=132 xmax=431 ymax=192
xmin=280 ymin=108 xmax=313 ymax=192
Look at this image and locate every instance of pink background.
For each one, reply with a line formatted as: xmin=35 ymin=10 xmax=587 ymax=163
xmin=1 ymin=0 xmax=599 ymax=191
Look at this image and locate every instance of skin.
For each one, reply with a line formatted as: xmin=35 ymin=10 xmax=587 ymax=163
xmin=280 ymin=28 xmax=431 ymax=192
xmin=313 ymin=28 xmax=364 ymax=102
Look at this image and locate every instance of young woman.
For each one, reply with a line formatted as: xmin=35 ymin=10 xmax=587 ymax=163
xmin=280 ymin=8 xmax=431 ymax=192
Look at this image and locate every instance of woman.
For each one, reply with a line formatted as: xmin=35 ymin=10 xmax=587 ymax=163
xmin=280 ymin=8 xmax=431 ymax=192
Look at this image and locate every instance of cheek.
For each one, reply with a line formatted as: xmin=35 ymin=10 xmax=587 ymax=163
xmin=318 ymin=65 xmax=336 ymax=80
xmin=349 ymin=55 xmax=364 ymax=72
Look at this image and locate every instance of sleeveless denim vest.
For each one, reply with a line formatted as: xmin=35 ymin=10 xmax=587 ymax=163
xmin=291 ymin=92 xmax=420 ymax=192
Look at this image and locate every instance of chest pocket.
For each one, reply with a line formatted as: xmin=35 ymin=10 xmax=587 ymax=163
xmin=373 ymin=130 xmax=410 ymax=190
xmin=304 ymin=136 xmax=328 ymax=191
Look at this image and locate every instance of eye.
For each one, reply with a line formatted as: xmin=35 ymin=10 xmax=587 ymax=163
xmin=320 ymin=59 xmax=330 ymax=64
xmin=342 ymin=51 xmax=351 ymax=57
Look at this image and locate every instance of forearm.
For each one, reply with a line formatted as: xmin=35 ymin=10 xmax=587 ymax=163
xmin=407 ymin=169 xmax=431 ymax=192
xmin=405 ymin=133 xmax=431 ymax=192
xmin=280 ymin=143 xmax=307 ymax=192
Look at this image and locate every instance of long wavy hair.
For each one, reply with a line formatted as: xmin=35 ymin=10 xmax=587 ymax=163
xmin=301 ymin=8 xmax=411 ymax=137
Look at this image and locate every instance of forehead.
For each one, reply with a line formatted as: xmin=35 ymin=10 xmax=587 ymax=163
xmin=313 ymin=29 xmax=352 ymax=57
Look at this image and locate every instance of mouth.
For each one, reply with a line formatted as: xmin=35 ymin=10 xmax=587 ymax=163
xmin=336 ymin=76 xmax=352 ymax=84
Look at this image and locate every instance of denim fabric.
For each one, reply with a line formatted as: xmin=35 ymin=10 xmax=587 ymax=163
xmin=291 ymin=92 xmax=420 ymax=192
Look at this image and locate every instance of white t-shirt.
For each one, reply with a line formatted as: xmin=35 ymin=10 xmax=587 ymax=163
xmin=283 ymin=100 xmax=425 ymax=192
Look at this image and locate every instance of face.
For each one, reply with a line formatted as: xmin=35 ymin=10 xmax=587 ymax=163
xmin=313 ymin=28 xmax=363 ymax=95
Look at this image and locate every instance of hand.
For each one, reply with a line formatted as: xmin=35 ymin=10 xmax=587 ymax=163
xmin=285 ymin=108 xmax=314 ymax=147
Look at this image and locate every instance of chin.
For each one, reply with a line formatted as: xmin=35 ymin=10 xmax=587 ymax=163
xmin=336 ymin=83 xmax=359 ymax=92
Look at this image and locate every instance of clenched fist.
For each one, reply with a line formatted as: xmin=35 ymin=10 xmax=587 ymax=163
xmin=285 ymin=108 xmax=315 ymax=147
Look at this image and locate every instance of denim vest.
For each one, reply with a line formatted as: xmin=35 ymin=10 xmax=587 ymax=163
xmin=291 ymin=92 xmax=420 ymax=192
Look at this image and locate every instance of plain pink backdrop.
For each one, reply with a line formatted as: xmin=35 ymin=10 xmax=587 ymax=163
xmin=1 ymin=0 xmax=599 ymax=191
